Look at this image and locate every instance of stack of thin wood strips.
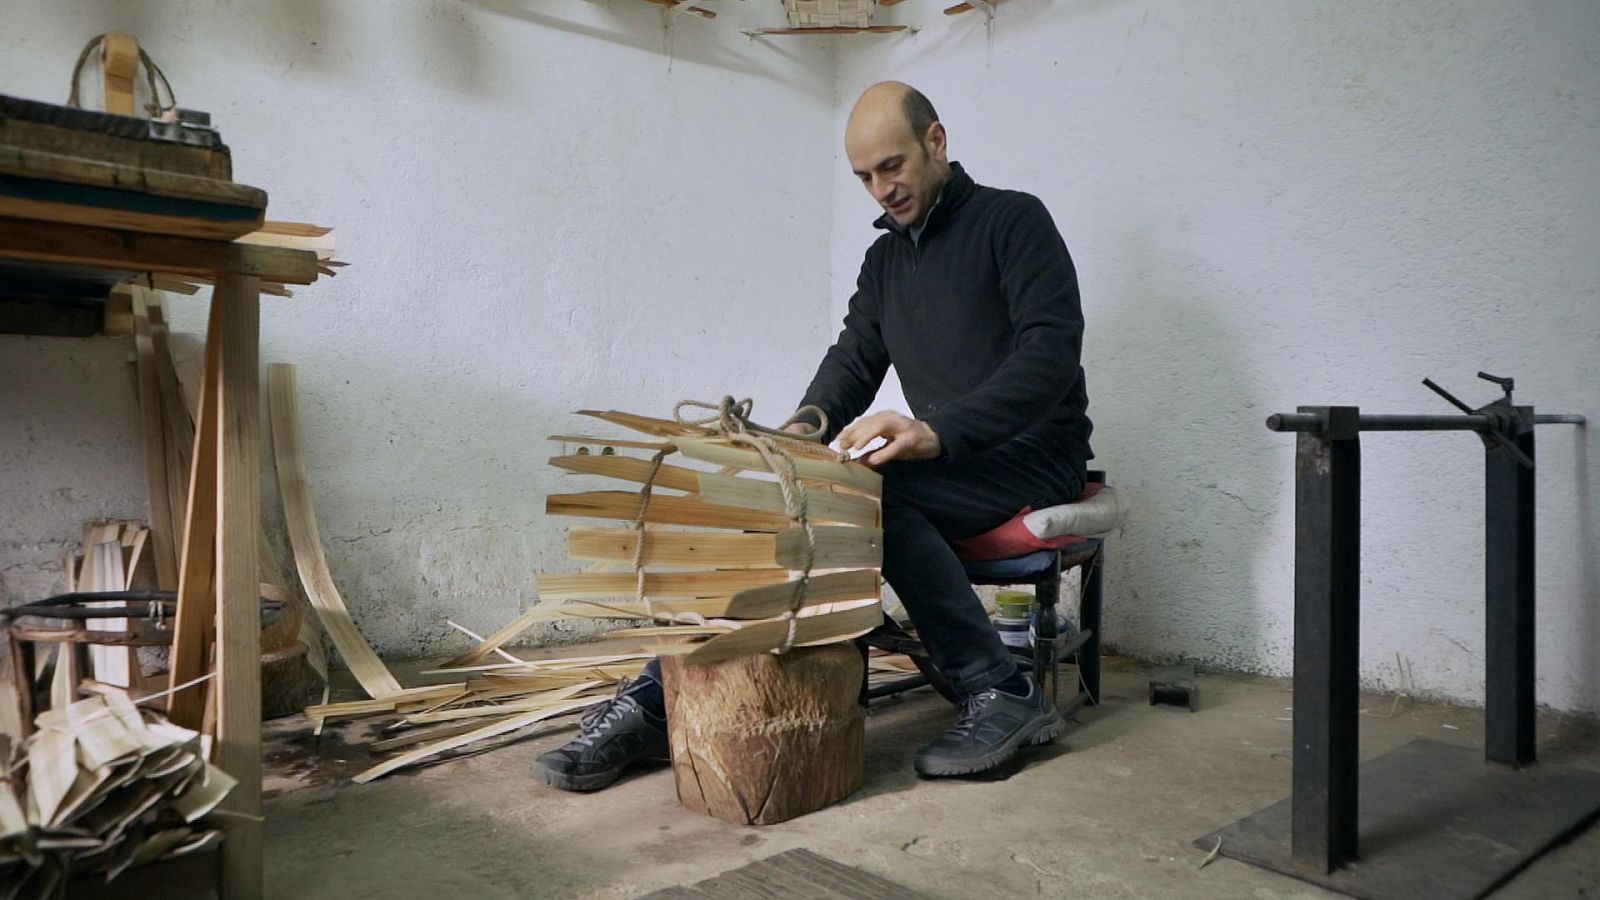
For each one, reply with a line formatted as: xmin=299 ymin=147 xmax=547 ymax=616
xmin=0 ymin=685 xmax=233 ymax=897
xmin=304 ymin=407 xmax=893 ymax=784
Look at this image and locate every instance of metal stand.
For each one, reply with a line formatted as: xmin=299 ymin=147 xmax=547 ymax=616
xmin=1200 ymin=375 xmax=1599 ymax=899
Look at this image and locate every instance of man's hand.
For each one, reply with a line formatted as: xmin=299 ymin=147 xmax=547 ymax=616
xmin=837 ymin=411 xmax=941 ymax=466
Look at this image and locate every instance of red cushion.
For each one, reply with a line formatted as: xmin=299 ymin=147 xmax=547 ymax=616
xmin=950 ymin=483 xmax=1103 ymax=561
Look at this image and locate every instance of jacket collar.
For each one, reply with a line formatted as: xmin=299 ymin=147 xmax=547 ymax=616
xmin=874 ymin=161 xmax=975 ymax=242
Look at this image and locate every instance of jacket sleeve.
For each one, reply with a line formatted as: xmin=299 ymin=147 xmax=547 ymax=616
xmin=797 ymin=246 xmax=891 ymax=443
xmin=924 ymin=195 xmax=1084 ymax=460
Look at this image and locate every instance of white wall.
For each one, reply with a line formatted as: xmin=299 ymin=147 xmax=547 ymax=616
xmin=836 ymin=0 xmax=1600 ymax=713
xmin=0 ymin=0 xmax=837 ymax=656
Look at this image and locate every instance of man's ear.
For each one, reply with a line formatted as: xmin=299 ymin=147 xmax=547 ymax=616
xmin=925 ymin=121 xmax=948 ymax=163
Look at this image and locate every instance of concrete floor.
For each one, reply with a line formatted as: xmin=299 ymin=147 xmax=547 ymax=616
xmin=262 ymin=655 xmax=1600 ymax=899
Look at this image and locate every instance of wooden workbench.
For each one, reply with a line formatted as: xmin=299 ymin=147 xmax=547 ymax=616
xmin=0 ymin=213 xmax=323 ymax=900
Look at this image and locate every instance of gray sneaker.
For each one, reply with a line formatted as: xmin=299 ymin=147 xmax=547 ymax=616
xmin=914 ymin=679 xmax=1065 ymax=777
xmin=532 ymin=681 xmax=671 ymax=791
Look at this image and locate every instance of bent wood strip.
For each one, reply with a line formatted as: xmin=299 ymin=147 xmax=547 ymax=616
xmin=269 ymin=364 xmax=402 ymax=699
xmin=674 ymin=437 xmax=880 ymax=496
xmin=547 ymin=491 xmax=790 ymax=532
xmin=548 ymin=434 xmax=675 ymax=452
xmin=674 ymin=600 xmax=884 ymax=666
xmin=721 ymin=570 xmax=880 ymax=619
xmin=130 ymin=290 xmax=178 ymax=591
xmin=536 ymin=569 xmax=789 ymax=600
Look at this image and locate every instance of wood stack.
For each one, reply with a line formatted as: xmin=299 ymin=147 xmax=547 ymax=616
xmin=0 ymin=684 xmax=234 ymax=897
xmin=501 ymin=408 xmax=886 ymax=666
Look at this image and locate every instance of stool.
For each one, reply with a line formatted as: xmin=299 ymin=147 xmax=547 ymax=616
xmin=865 ymin=471 xmax=1117 ymax=715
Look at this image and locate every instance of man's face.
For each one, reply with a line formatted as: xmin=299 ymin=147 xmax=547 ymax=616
xmin=847 ymin=118 xmax=949 ymax=228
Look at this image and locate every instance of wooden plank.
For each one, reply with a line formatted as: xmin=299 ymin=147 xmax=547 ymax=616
xmin=549 ymin=434 xmax=675 ymax=452
xmin=268 ymin=363 xmax=403 ymax=699
xmin=213 ymin=273 xmax=262 ymax=900
xmin=537 ymin=569 xmax=790 ymax=600
xmin=524 ymin=598 xmax=757 ymax=622
xmin=721 ymin=570 xmax=880 ymax=619
xmin=130 ymin=289 xmax=178 ymax=591
xmin=549 ymin=453 xmax=700 ymax=493
xmin=547 ymin=491 xmax=791 ymax=532
xmin=579 ymin=409 xmax=843 ymax=461
xmin=0 ymin=216 xmax=318 ymax=283
xmin=0 ymin=146 xmax=268 ymax=207
xmin=566 ymin=526 xmax=881 ymax=570
xmin=776 ymin=526 xmax=882 ymax=570
xmin=697 ymin=471 xmax=878 ymax=527
xmin=674 ymin=437 xmax=880 ymax=496
xmin=568 ymin=529 xmax=779 ymax=568
xmin=165 ymin=304 xmax=223 ymax=729
xmin=672 ymin=600 xmax=883 ymax=666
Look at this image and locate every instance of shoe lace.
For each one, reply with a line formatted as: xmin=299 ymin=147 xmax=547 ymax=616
xmin=573 ymin=678 xmax=635 ymax=749
xmin=950 ymin=689 xmax=996 ymax=739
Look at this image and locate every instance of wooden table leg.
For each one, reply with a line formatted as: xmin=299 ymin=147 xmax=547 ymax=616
xmin=215 ymin=273 xmax=263 ymax=899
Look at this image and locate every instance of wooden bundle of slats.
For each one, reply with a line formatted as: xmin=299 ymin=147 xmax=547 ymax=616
xmin=0 ymin=684 xmax=234 ymax=897
xmin=492 ymin=408 xmax=886 ymax=667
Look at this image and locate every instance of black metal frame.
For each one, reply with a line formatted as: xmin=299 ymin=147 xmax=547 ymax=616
xmin=864 ymin=471 xmax=1108 ymax=717
xmin=1263 ymin=401 xmax=1582 ymax=874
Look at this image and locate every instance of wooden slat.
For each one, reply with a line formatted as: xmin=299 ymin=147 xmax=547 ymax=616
xmin=670 ymin=600 xmax=884 ymax=666
xmin=697 ymin=470 xmax=878 ymax=526
xmin=536 ymin=569 xmax=790 ymax=600
xmin=214 ymin=274 xmax=263 ymax=900
xmin=568 ymin=529 xmax=779 ymax=568
xmin=268 ymin=363 xmax=403 ymax=699
xmin=674 ymin=437 xmax=880 ymax=496
xmin=566 ymin=526 xmax=882 ymax=571
xmin=0 ymin=216 xmax=318 ymax=283
xmin=166 ymin=304 xmax=222 ymax=729
xmin=130 ymin=289 xmax=178 ymax=591
xmin=546 ymin=491 xmax=791 ymax=532
xmin=549 ymin=434 xmax=675 ymax=451
xmin=579 ymin=409 xmax=844 ymax=461
xmin=721 ymin=570 xmax=880 ymax=619
xmin=549 ymin=453 xmax=700 ymax=493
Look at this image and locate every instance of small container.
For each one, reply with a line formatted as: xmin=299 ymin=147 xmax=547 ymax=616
xmin=994 ymin=590 xmax=1033 ymax=620
xmin=994 ymin=615 xmax=1032 ymax=650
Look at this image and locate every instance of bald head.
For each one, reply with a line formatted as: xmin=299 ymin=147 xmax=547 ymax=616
xmin=847 ymin=81 xmax=940 ymax=147
xmin=845 ymin=82 xmax=951 ymax=227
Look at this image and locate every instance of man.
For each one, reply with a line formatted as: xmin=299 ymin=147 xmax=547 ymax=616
xmin=534 ymin=82 xmax=1091 ymax=790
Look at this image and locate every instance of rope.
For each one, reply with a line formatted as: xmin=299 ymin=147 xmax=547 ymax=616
xmin=67 ymin=34 xmax=178 ymax=119
xmin=672 ymin=397 xmax=839 ymax=654
xmin=630 ymin=449 xmax=670 ymax=620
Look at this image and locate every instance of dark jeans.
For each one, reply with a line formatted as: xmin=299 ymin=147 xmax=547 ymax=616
xmin=634 ymin=443 xmax=1082 ymax=704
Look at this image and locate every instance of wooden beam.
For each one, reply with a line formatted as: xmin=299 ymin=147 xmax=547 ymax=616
xmin=130 ymin=289 xmax=178 ymax=591
xmin=0 ymin=217 xmax=319 ymax=284
xmin=214 ymin=273 xmax=262 ymax=900
xmin=166 ymin=304 xmax=222 ymax=729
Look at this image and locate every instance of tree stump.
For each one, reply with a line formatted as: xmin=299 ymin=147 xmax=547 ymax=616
xmin=660 ymin=642 xmax=864 ymax=826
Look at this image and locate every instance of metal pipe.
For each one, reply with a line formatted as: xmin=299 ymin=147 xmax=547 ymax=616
xmin=1266 ymin=413 xmax=1586 ymax=433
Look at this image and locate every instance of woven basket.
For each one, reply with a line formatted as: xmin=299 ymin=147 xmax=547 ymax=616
xmin=784 ymin=0 xmax=875 ymax=28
